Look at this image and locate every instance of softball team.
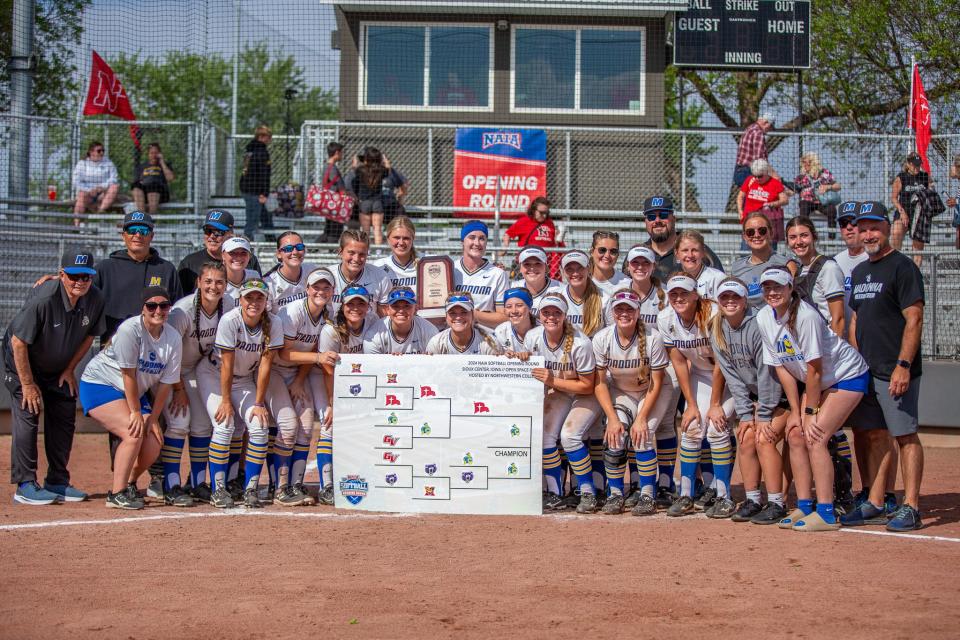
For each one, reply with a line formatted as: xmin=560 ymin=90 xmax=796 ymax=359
xmin=511 ymin=246 xmax=562 ymax=316
xmin=454 ymin=221 xmax=509 ymax=328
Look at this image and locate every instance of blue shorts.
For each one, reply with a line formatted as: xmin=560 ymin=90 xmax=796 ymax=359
xmin=78 ymin=381 xmax=151 ymax=416
xmin=832 ymin=371 xmax=870 ymax=394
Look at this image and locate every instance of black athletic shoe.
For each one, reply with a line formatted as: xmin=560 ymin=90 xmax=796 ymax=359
xmin=190 ymin=482 xmax=212 ymax=503
xmin=623 ymin=490 xmax=641 ymax=510
xmin=318 ymin=484 xmax=335 ymax=506
xmin=731 ymin=499 xmax=763 ymax=522
xmin=750 ymin=501 xmax=787 ymax=525
xmin=575 ymin=492 xmax=599 ymax=514
xmin=601 ymin=493 xmax=625 ymax=515
xmin=226 ymin=478 xmax=244 ymax=502
xmin=163 ymin=485 xmax=195 ymax=508
xmin=543 ymin=491 xmax=566 ymax=511
xmin=106 ymin=487 xmax=144 ymax=510
xmin=694 ymin=487 xmax=717 ymax=511
xmin=631 ymin=494 xmax=657 ymax=516
xmin=210 ymin=484 xmax=234 ymax=509
xmin=242 ymin=488 xmax=262 ymax=509
xmin=655 ymin=486 xmax=676 ymax=509
xmin=667 ymin=495 xmax=696 ymax=517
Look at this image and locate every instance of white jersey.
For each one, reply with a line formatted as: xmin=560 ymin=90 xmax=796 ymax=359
xmin=329 ymin=264 xmax=391 ymax=312
xmin=603 ymin=284 xmax=664 ymax=329
xmin=693 ymin=265 xmax=725 ymax=301
xmin=453 ymin=258 xmax=509 ymax=312
xmin=559 ymin=285 xmax=606 ymax=337
xmin=372 ymin=255 xmax=418 ymax=289
xmin=425 ymin=327 xmax=502 ymax=355
xmin=363 ymin=316 xmax=438 ymax=354
xmin=592 ymin=325 xmax=669 ymax=394
xmin=275 ymin=298 xmax=331 ymax=374
xmin=214 ymin=307 xmax=284 ymax=378
xmin=523 ymin=325 xmax=596 ymax=380
xmin=318 ymin=317 xmax=375 ymax=354
xmin=833 ymin=249 xmax=869 ymax=328
xmin=511 ymin=278 xmax=563 ymax=316
xmin=591 ymin=271 xmax=630 ymax=299
xmin=167 ymin=293 xmax=235 ymax=371
xmin=493 ymin=321 xmax=534 ymax=353
xmin=81 ymin=316 xmax=182 ymax=393
xmin=757 ymin=300 xmax=868 ymax=389
xmin=225 ymin=269 xmax=261 ymax=306
xmin=264 ymin=263 xmax=317 ymax=310
xmin=656 ymin=303 xmax=718 ymax=374
xmin=800 ymin=258 xmax=846 ymax=323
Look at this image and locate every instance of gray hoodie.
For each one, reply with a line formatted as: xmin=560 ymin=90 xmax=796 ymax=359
xmin=709 ymin=308 xmax=783 ymax=421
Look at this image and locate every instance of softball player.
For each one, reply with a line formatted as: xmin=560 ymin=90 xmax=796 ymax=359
xmin=207 ymin=279 xmax=288 ymax=509
xmin=588 ymin=230 xmax=629 ymax=297
xmin=372 ymin=216 xmax=418 ymax=289
xmin=222 ymin=236 xmax=260 ymax=305
xmin=593 ymin=289 xmax=671 ymax=516
xmin=757 ymin=267 xmax=868 ymax=531
xmin=264 ymin=231 xmax=316 ymax=310
xmin=657 ymin=274 xmax=736 ymax=517
xmin=79 ymin=286 xmax=182 ymax=510
xmin=523 ymin=293 xmax=600 ymax=514
xmin=330 ymin=229 xmax=391 ymax=314
xmin=785 ymin=216 xmax=846 ymax=336
xmin=425 ymin=292 xmax=503 ymax=355
xmin=675 ymin=230 xmax=725 ymax=301
xmin=510 ymin=246 xmax=562 ymax=316
xmin=494 ymin=287 xmax=537 ymax=354
xmin=160 ymin=261 xmax=234 ymax=506
xmin=454 ymin=220 xmax=508 ymax=328
xmin=558 ymin=250 xmax=605 ymax=337
xmin=362 ymin=287 xmax=438 ymax=354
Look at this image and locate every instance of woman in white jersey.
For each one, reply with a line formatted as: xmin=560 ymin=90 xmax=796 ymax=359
xmin=221 ymin=236 xmax=260 ymax=305
xmin=161 ymin=262 xmax=234 ymax=507
xmin=330 ymin=229 xmax=391 ymax=315
xmin=785 ymin=216 xmax=846 ymax=337
xmin=558 ymin=250 xmax=605 ymax=337
xmin=657 ymin=274 xmax=735 ymax=517
xmin=453 ymin=220 xmax=508 ymax=328
xmin=363 ymin=287 xmax=438 ymax=354
xmin=588 ymin=230 xmax=629 ymax=297
xmin=372 ymin=216 xmax=419 ymax=290
xmin=264 ymin=231 xmax=315 ymax=310
xmin=757 ymin=267 xmax=868 ymax=531
xmin=80 ymin=286 xmax=182 ymax=510
xmin=425 ymin=292 xmax=502 ymax=355
xmin=207 ymin=279 xmax=287 ymax=509
xmin=675 ymin=230 xmax=725 ymax=301
xmin=593 ymin=288 xmax=670 ymax=516
xmin=511 ymin=246 xmax=561 ymax=316
xmin=494 ymin=287 xmax=537 ymax=355
xmin=524 ymin=294 xmax=601 ymax=514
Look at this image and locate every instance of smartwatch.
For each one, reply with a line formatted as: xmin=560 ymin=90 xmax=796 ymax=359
xmin=897 ymin=359 xmax=911 ymax=369
xmin=804 ymin=406 xmax=820 ymax=416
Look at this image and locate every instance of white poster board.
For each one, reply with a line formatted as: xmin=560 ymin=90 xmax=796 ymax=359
xmin=332 ymin=354 xmax=545 ymax=515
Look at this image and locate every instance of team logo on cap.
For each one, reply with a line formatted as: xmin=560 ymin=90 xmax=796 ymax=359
xmin=482 ymin=131 xmax=522 ymax=151
xmin=209 ymin=211 xmax=223 ymax=221
xmin=841 ymin=202 xmax=857 ymax=214
xmin=130 ymin=212 xmax=145 ymax=221
xmin=651 ymin=197 xmax=664 ymax=207
xmin=860 ymin=203 xmax=873 ymax=214
xmin=75 ymin=254 xmax=89 ymax=265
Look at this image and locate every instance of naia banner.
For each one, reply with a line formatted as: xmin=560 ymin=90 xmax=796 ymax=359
xmin=332 ymin=354 xmax=544 ymax=515
xmin=453 ymin=128 xmax=547 ymax=219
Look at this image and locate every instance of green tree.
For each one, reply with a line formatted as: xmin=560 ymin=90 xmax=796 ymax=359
xmin=663 ymin=65 xmax=716 ymax=212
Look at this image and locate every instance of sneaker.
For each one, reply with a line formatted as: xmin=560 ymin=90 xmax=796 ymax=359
xmin=106 ymin=487 xmax=144 ymax=510
xmin=694 ymin=487 xmax=717 ymax=511
xmin=601 ymin=493 xmax=625 ymax=515
xmin=543 ymin=491 xmax=566 ymax=511
xmin=883 ymin=492 xmax=899 ymax=516
xmin=853 ymin=488 xmax=870 ymax=509
xmin=43 ymin=483 xmax=88 ymax=502
xmin=163 ymin=485 xmax=195 ymax=508
xmin=655 ymin=486 xmax=676 ymax=509
xmin=263 ymin=484 xmax=276 ymax=503
xmin=750 ymin=502 xmax=787 ymax=525
xmin=886 ymin=505 xmax=923 ymax=532
xmin=242 ymin=488 xmax=262 ymax=509
xmin=707 ymin=497 xmax=737 ymax=519
xmin=190 ymin=482 xmax=213 ymax=503
xmin=777 ymin=507 xmax=807 ymax=529
xmin=561 ymin=492 xmax=581 ymax=510
xmin=274 ymin=485 xmax=307 ymax=506
xmin=575 ymin=492 xmax=599 ymax=514
xmin=839 ymin=501 xmax=887 ymax=527
xmin=731 ymin=499 xmax=763 ymax=523
xmin=292 ymin=483 xmax=315 ymax=506
xmin=623 ymin=490 xmax=641 ymax=510
xmin=210 ymin=484 xmax=234 ymax=508
xmin=226 ymin=478 xmax=244 ymax=502
xmin=631 ymin=494 xmax=657 ymax=516
xmin=146 ymin=475 xmax=164 ymax=500
xmin=14 ymin=481 xmax=61 ymax=505
xmin=667 ymin=495 xmax=695 ymax=517
xmin=318 ymin=484 xmax=335 ymax=506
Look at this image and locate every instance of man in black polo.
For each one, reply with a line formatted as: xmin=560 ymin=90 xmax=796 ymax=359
xmin=844 ymin=201 xmax=925 ymax=532
xmin=3 ymin=250 xmax=106 ymax=505
xmin=177 ymin=209 xmax=261 ymax=295
xmin=641 ymin=196 xmax=723 ymax=280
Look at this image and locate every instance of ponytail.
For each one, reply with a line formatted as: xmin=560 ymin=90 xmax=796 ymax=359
xmin=581 ymin=279 xmax=603 ymax=337
xmin=636 ymin=320 xmax=649 ymax=387
xmin=560 ymin=320 xmax=575 ymax=366
xmin=650 ymin=275 xmax=666 ymax=310
xmin=709 ymin=308 xmax=728 ymax=355
xmin=786 ymin=289 xmax=803 ymax=338
xmin=476 ymin=324 xmax=503 ymax=355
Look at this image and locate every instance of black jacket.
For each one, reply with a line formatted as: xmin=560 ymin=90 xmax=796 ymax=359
xmin=239 ymin=139 xmax=271 ymax=196
xmin=177 ymin=248 xmax=262 ymax=295
xmin=93 ymin=247 xmax=182 ymax=340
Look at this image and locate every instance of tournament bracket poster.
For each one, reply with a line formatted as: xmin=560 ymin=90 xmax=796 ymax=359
xmin=332 ymin=355 xmax=545 ymax=515
xmin=453 ymin=128 xmax=547 ymax=219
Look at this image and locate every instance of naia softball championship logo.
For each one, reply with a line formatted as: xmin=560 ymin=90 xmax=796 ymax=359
xmin=339 ymin=475 xmax=368 ymax=505
xmin=481 ymin=131 xmax=522 ymax=151
xmin=461 ymin=471 xmax=474 ymax=483
xmin=386 ymin=373 xmax=398 ymax=384
xmin=385 ymin=473 xmax=398 ymax=485
xmin=351 ymin=363 xmax=362 ymax=373
xmin=349 ymin=384 xmax=362 ymax=396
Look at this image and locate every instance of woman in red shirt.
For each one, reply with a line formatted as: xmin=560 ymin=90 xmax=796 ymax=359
xmin=737 ymin=159 xmax=790 ymax=247
xmin=501 ymin=197 xmax=565 ymax=278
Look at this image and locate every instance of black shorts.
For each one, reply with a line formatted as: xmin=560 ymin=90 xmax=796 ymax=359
xmin=133 ymin=182 xmax=170 ymax=202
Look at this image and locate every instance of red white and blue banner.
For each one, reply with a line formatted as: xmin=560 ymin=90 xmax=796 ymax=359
xmin=453 ymin=128 xmax=547 ymax=219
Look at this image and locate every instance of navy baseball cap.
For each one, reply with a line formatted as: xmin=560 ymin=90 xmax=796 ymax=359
xmin=837 ymin=201 xmax=860 ymax=221
xmin=204 ymin=209 xmax=234 ymax=231
xmin=856 ymin=201 xmax=890 ymax=223
xmin=643 ymin=196 xmax=674 ymax=214
xmin=61 ymin=249 xmax=96 ymax=275
xmin=122 ymin=210 xmax=155 ymax=231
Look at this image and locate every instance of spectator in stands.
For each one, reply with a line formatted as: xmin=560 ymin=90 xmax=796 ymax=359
xmin=240 ymin=125 xmax=273 ymax=239
xmin=794 ymin=152 xmax=842 ymax=233
xmin=3 ymin=249 xmax=106 ymax=505
xmin=737 ymin=159 xmax=789 ymax=248
xmin=352 ymin=147 xmax=387 ymax=246
xmin=733 ymin=113 xmax=778 ymax=187
xmin=948 ymin=155 xmax=960 ymax=250
xmin=177 ymin=210 xmax=261 ymax=295
xmin=131 ymin=143 xmax=175 ymax=215
xmin=319 ymin=141 xmax=350 ymax=242
xmin=72 ymin=141 xmax=119 ymax=227
xmin=381 ymin=153 xmax=409 ymax=226
xmin=641 ymin=195 xmax=721 ymax=281
xmin=891 ymin=152 xmax=933 ymax=264
xmin=501 ymin=197 xmax=565 ymax=279
xmin=730 ymin=211 xmax=798 ymax=308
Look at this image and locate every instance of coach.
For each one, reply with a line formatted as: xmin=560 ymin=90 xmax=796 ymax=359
xmin=3 ymin=250 xmax=106 ymax=505
xmin=177 ymin=209 xmax=261 ymax=295
xmin=847 ymin=201 xmax=925 ymax=532
xmin=641 ymin=196 xmax=722 ymax=281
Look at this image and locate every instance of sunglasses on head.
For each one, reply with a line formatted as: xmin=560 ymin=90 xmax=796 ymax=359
xmin=446 ymin=294 xmax=471 ymax=303
xmin=645 ymin=211 xmax=671 ymax=221
xmin=144 ymin=301 xmax=172 ymax=312
xmin=596 ymin=246 xmax=619 ymax=256
xmin=125 ymin=225 xmax=152 ymax=236
xmin=280 ymin=243 xmax=306 ymax=253
xmin=65 ymin=273 xmax=91 ymax=282
xmin=204 ymin=227 xmax=226 ymax=238
xmin=838 ymin=217 xmax=857 ymax=228
xmin=744 ymin=226 xmax=769 ymax=238
xmin=612 ymin=291 xmax=640 ymax=303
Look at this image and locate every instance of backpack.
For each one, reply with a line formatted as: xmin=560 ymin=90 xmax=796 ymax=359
xmin=794 ymin=254 xmax=833 ymax=320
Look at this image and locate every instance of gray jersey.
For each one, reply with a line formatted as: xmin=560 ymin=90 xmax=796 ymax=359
xmin=81 ymin=315 xmax=182 ymax=393
xmin=213 ymin=307 xmax=284 ymax=378
xmin=362 ymin=315 xmax=438 ymax=354
xmin=510 ymin=278 xmax=563 ymax=317
xmin=167 ymin=293 xmax=235 ymax=372
xmin=730 ymin=253 xmax=795 ymax=308
xmin=709 ymin=309 xmax=783 ymax=421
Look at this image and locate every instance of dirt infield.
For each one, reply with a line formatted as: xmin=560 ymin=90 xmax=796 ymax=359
xmin=1 ymin=434 xmax=959 ymax=639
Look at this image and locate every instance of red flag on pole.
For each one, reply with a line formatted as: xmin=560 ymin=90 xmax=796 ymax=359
xmin=910 ymin=63 xmax=931 ymax=172
xmin=82 ymin=50 xmax=140 ymax=148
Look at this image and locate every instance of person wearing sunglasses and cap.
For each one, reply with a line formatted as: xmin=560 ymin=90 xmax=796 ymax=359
xmin=80 ymin=286 xmax=182 ymax=509
xmin=641 ymin=196 xmax=723 ymax=281
xmin=454 ymin=221 xmax=509 ymax=328
xmin=511 ymin=246 xmax=562 ymax=316
xmin=178 ymin=210 xmax=261 ymax=295
xmin=221 ymin=236 xmax=261 ymax=305
xmin=756 ymin=267 xmax=869 ymax=531
xmin=425 ymin=292 xmax=503 ymax=355
xmin=4 ymin=249 xmax=106 ymax=506
xmin=264 ymin=231 xmax=316 ymax=310
xmin=731 ymin=211 xmax=798 ymax=309
xmin=558 ymin=250 xmax=606 ymax=338
xmin=494 ymin=287 xmax=538 ymax=355
xmin=364 ymin=287 xmax=438 ymax=355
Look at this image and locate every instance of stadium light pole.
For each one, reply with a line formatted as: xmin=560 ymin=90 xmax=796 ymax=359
xmin=9 ymin=0 xmax=35 ymax=201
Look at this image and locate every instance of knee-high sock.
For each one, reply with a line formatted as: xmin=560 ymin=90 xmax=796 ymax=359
xmin=271 ymin=442 xmax=293 ymax=489
xmin=290 ymin=441 xmax=311 ymax=486
xmin=605 ymin=451 xmax=627 ymax=496
xmin=160 ymin=436 xmax=184 ymax=491
xmin=228 ymin=435 xmax=244 ymax=482
xmin=265 ymin=425 xmax=278 ymax=487
xmin=208 ymin=437 xmax=231 ymax=488
xmin=243 ymin=436 xmax=269 ymax=491
xmin=699 ymin=436 xmax=714 ymax=488
xmin=679 ymin=435 xmax=702 ymax=497
xmin=543 ymin=447 xmax=563 ymax=495
xmin=589 ymin=438 xmax=606 ymax=492
xmin=316 ymin=434 xmax=333 ymax=489
xmin=558 ymin=445 xmax=570 ymax=495
xmin=656 ymin=435 xmax=677 ymax=489
xmin=833 ymin=432 xmax=852 ymax=461
xmin=635 ymin=449 xmax=658 ymax=497
xmin=564 ymin=444 xmax=595 ymax=494
xmin=627 ymin=443 xmax=638 ymax=489
xmin=710 ymin=442 xmax=734 ymax=498
xmin=188 ymin=436 xmax=210 ymax=487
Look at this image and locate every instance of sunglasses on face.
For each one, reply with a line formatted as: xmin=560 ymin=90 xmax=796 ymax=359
xmin=744 ymin=227 xmax=769 ymax=238
xmin=91 ymin=148 xmax=104 ymax=154
xmin=838 ymin=217 xmax=857 ymax=229
xmin=144 ymin=301 xmax=172 ymax=312
xmin=125 ymin=225 xmax=152 ymax=236
xmin=280 ymin=243 xmax=306 ymax=253
xmin=535 ymin=208 xmax=550 ymax=215
xmin=65 ymin=273 xmax=91 ymax=283
xmin=645 ymin=211 xmax=671 ymax=221
xmin=595 ymin=247 xmax=619 ymax=256
xmin=204 ymin=227 xmax=226 ymax=238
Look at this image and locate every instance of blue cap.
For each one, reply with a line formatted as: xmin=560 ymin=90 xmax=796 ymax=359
xmin=837 ymin=200 xmax=860 ymax=220
xmin=503 ymin=287 xmax=533 ymax=308
xmin=61 ymin=249 xmax=96 ymax=275
xmin=387 ymin=288 xmax=417 ymax=305
xmin=856 ymin=201 xmax=890 ymax=223
xmin=341 ymin=285 xmax=371 ymax=304
xmin=460 ymin=220 xmax=489 ymax=241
